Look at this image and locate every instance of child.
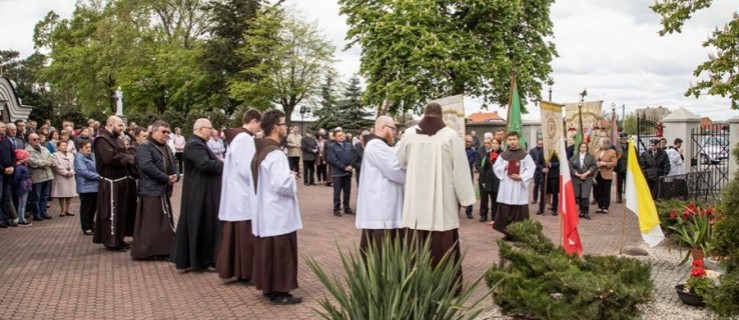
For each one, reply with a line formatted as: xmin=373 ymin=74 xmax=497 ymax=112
xmin=12 ymin=149 xmax=33 ymax=226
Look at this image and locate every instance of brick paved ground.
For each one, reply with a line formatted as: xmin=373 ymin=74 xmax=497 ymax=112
xmin=1 ymin=177 xmax=694 ymax=319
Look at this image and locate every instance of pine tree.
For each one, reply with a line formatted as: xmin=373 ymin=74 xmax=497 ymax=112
xmin=311 ymin=74 xmax=342 ymax=131
xmin=338 ymin=75 xmax=373 ymax=131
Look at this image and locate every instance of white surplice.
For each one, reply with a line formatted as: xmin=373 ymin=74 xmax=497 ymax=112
xmin=397 ymin=127 xmax=476 ymax=231
xmin=356 ymin=139 xmax=406 ymax=230
xmin=218 ymin=132 xmax=256 ymax=222
xmin=493 ymin=153 xmax=536 ymax=205
xmin=253 ymin=150 xmax=303 ymax=237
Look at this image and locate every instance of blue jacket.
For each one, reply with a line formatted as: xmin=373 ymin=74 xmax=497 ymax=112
xmin=74 ymin=153 xmax=99 ymax=193
xmin=12 ymin=164 xmax=32 ymax=196
xmin=136 ymin=140 xmax=178 ymax=197
xmin=327 ymin=140 xmax=354 ymax=177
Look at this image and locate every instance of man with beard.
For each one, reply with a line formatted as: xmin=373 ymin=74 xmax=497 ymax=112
xmin=130 ymin=121 xmax=179 ymax=260
xmin=492 ymin=131 xmax=536 ymax=241
xmin=355 ymin=116 xmax=405 ymax=253
xmin=171 ymin=118 xmax=224 ymax=271
xmin=397 ymin=102 xmax=475 ymax=278
xmin=216 ymin=109 xmax=261 ymax=282
xmin=94 ymin=116 xmax=137 ymax=251
xmin=251 ymin=110 xmax=303 ymax=305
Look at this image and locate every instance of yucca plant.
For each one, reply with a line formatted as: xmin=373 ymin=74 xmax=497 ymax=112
xmin=306 ymin=232 xmax=490 ymax=320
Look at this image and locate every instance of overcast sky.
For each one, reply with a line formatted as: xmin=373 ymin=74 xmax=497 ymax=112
xmin=1 ymin=0 xmax=737 ymax=120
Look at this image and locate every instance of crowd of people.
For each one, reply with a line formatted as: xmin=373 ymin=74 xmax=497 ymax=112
xmin=0 ymin=107 xmax=688 ymax=306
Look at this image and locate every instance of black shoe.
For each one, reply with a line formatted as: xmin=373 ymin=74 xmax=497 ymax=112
xmin=106 ymin=246 xmax=127 ymax=252
xmin=0 ymin=222 xmax=7 ymax=228
xmin=333 ymin=211 xmax=342 ymax=217
xmin=344 ymin=208 xmax=354 ymax=215
xmin=535 ymin=211 xmax=543 ymax=215
xmin=479 ymin=216 xmax=487 ymax=222
xmin=551 ymin=211 xmax=558 ymax=216
xmin=270 ymin=293 xmax=302 ymax=305
xmin=583 ymin=214 xmax=591 ymax=220
xmin=466 ymin=213 xmax=473 ymax=219
xmin=119 ymin=242 xmax=130 ymax=249
xmin=304 ymin=183 xmax=310 ymax=186
xmin=33 ymin=216 xmax=44 ymax=221
xmin=310 ymin=183 xmax=317 ymax=186
xmin=42 ymin=215 xmax=52 ymax=220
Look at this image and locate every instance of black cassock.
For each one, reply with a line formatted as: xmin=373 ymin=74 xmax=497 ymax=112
xmin=170 ymin=136 xmax=223 ymax=270
xmin=92 ymin=129 xmax=137 ymax=248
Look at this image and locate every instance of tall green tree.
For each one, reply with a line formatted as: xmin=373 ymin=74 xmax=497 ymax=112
xmin=652 ymin=1 xmax=739 ymax=109
xmin=311 ymin=73 xmax=342 ymax=131
xmin=230 ymin=7 xmax=336 ymax=129
xmin=338 ymin=75 xmax=372 ymax=131
xmin=201 ymin=0 xmax=265 ymax=114
xmin=338 ymin=0 xmax=557 ymax=114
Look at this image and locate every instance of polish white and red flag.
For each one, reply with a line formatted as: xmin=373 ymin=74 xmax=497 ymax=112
xmin=558 ymin=139 xmax=583 ymax=255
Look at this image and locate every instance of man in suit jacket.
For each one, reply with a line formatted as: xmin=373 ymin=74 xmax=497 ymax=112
xmin=0 ymin=122 xmax=17 ymax=228
xmin=300 ymin=130 xmax=318 ymax=186
xmin=639 ymin=139 xmax=671 ymax=199
xmin=6 ymin=124 xmax=26 ymax=150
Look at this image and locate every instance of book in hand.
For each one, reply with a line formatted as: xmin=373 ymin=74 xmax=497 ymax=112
xmin=507 ymin=160 xmax=520 ymax=176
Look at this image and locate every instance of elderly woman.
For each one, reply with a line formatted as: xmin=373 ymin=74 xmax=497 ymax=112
xmin=59 ymin=131 xmax=77 ymax=154
xmin=594 ymin=137 xmax=618 ymax=214
xmin=75 ymin=140 xmax=99 ymax=235
xmin=207 ymin=129 xmax=226 ymax=160
xmin=569 ymin=142 xmax=597 ymax=220
xmin=51 ymin=140 xmax=77 ymax=217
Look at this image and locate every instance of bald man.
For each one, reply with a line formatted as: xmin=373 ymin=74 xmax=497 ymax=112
xmin=93 ymin=116 xmax=137 ymax=251
xmin=171 ymin=118 xmax=224 ymax=271
xmin=355 ymin=116 xmax=406 ymax=252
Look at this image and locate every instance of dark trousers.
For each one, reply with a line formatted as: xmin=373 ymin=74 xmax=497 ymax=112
xmin=303 ymin=160 xmax=315 ymax=185
xmin=479 ymin=186 xmax=497 ymax=218
xmin=316 ymin=163 xmax=326 ymax=182
xmin=332 ymin=175 xmax=351 ymax=212
xmin=175 ymin=152 xmax=184 ymax=173
xmin=532 ymin=173 xmax=542 ymax=202
xmin=288 ymin=156 xmax=300 ymax=174
xmin=539 ymin=177 xmax=559 ymax=213
xmin=31 ymin=181 xmax=51 ymax=218
xmin=578 ymin=197 xmax=589 ymax=215
xmin=0 ymin=174 xmax=17 ymax=222
xmin=616 ymin=172 xmax=626 ymax=201
xmin=355 ymin=169 xmax=361 ymax=186
xmin=79 ymin=192 xmax=97 ymax=231
xmin=647 ymin=179 xmax=658 ymax=199
xmin=594 ymin=173 xmax=613 ymax=210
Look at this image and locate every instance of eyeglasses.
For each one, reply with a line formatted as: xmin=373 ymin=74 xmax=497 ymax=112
xmin=161 ymin=130 xmax=171 ymax=134
xmin=30 ymin=138 xmax=39 ymax=141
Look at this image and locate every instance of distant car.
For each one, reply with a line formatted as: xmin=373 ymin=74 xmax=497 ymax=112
xmin=699 ymin=136 xmax=729 ymax=164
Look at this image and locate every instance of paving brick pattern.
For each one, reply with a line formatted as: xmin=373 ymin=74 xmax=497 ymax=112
xmin=1 ymin=178 xmax=671 ymax=319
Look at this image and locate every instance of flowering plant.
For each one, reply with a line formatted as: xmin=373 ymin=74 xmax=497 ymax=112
xmin=684 ymin=259 xmax=715 ymax=296
xmin=667 ymin=203 xmax=716 ymax=264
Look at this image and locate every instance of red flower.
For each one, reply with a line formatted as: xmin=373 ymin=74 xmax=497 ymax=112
xmin=692 ymin=259 xmax=704 ymax=268
xmin=669 ymin=210 xmax=677 ymax=218
xmin=691 ymin=266 xmax=706 ymax=278
xmin=705 ymin=207 xmax=714 ymax=216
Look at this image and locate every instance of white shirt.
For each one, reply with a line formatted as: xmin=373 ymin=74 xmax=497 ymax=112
xmin=356 ymin=139 xmax=406 ymax=229
xmin=666 ymin=148 xmax=684 ymax=176
xmin=493 ymin=153 xmax=536 ymax=205
xmin=253 ymin=150 xmax=303 ymax=237
xmin=218 ymin=133 xmax=257 ymax=221
xmin=397 ymin=126 xmax=476 ymax=231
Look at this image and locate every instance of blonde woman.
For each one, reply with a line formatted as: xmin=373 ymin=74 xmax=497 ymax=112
xmin=594 ymin=137 xmax=618 ymax=214
xmin=51 ymin=140 xmax=78 ymax=216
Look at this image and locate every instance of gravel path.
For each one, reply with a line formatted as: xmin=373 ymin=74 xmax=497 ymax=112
xmin=476 ymin=243 xmax=719 ymax=320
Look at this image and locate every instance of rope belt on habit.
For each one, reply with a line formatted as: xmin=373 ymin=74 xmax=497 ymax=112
xmin=160 ymin=196 xmax=175 ymax=232
xmin=102 ymin=176 xmax=133 ymax=236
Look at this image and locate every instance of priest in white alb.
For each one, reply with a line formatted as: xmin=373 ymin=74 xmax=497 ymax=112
xmin=215 ymin=109 xmax=261 ymax=282
xmin=397 ymin=102 xmax=476 ymax=272
xmin=250 ymin=110 xmax=303 ymax=305
xmin=493 ymin=131 xmax=536 ymax=241
xmin=356 ymin=115 xmax=406 ymax=253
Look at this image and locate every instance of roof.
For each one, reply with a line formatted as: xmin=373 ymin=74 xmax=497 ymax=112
xmin=466 ymin=111 xmax=503 ymax=123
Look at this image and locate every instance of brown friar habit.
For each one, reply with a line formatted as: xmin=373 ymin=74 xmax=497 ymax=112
xmin=93 ymin=128 xmax=137 ymax=248
xmin=493 ymin=146 xmax=530 ymax=237
xmin=250 ymin=138 xmax=299 ymax=294
xmin=216 ymin=128 xmax=255 ymax=280
xmin=131 ymin=138 xmax=177 ymax=259
xmin=170 ymin=135 xmax=223 ymax=270
xmin=407 ymin=116 xmax=463 ymax=287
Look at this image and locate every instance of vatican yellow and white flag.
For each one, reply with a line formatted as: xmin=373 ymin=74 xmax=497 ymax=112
xmin=539 ymin=101 xmax=564 ymax=162
xmin=624 ymin=137 xmax=665 ymax=247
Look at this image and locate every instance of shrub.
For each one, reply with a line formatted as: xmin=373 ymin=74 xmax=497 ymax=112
xmin=485 ymin=220 xmax=653 ymax=320
xmin=655 ymin=198 xmax=690 ymax=232
xmin=307 ymin=233 xmax=488 ymax=320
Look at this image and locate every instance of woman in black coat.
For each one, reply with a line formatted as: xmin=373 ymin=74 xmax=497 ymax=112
xmin=569 ymin=142 xmax=597 ymax=220
xmin=475 ymin=138 xmax=502 ymax=222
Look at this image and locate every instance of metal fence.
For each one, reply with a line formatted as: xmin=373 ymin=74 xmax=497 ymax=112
xmin=657 ymin=172 xmax=716 ymax=204
xmin=689 ymin=124 xmax=730 ymax=197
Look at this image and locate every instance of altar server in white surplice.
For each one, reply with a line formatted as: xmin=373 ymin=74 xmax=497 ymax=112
xmin=356 ymin=116 xmax=406 ymax=253
xmin=397 ymin=102 xmax=475 ymax=282
xmin=492 ymin=131 xmax=536 ymax=241
xmin=215 ymin=109 xmax=261 ymax=282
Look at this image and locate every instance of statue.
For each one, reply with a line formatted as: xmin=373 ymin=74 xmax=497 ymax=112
xmin=114 ymin=86 xmax=124 ymax=116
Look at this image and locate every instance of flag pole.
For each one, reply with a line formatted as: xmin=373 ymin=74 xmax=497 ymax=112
xmin=506 ymin=74 xmax=516 ymax=136
xmin=619 ymin=137 xmax=631 ymax=255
